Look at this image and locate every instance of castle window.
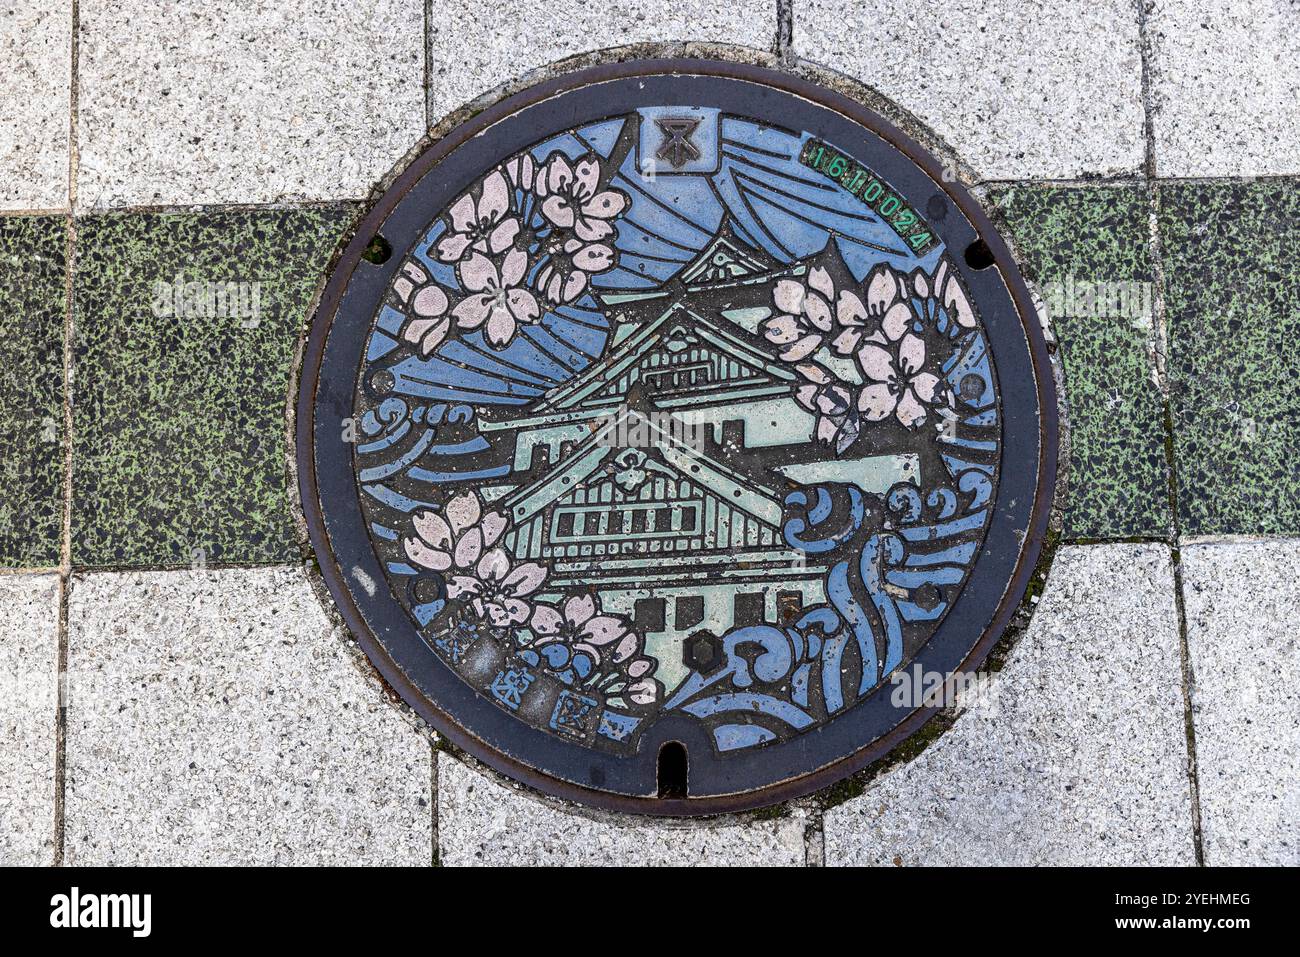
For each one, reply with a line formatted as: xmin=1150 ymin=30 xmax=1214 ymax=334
xmin=734 ymin=591 xmax=765 ymax=627
xmin=777 ymin=590 xmax=803 ymax=625
xmin=556 ymin=512 xmax=575 ymax=536
xmin=675 ymin=595 xmax=704 ymax=630
xmin=634 ymin=597 xmax=666 ymax=634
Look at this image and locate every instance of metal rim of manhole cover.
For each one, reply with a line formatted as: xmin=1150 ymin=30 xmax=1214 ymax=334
xmin=297 ymin=59 xmax=1058 ymax=815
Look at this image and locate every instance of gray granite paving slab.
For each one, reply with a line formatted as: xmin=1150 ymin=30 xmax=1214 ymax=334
xmin=426 ymin=0 xmax=776 ymax=120
xmin=1182 ymin=539 xmax=1300 ymax=866
xmin=793 ymin=0 xmax=1145 ymax=180
xmin=0 ymin=2 xmax=70 ymax=210
xmin=0 ymin=573 xmax=58 ymax=866
xmin=64 ymin=566 xmax=433 ymax=865
xmin=438 ymin=753 xmax=807 ymax=866
xmin=1149 ymin=0 xmax=1300 ymax=177
xmin=824 ymin=544 xmax=1195 ymax=866
xmin=76 ymin=1 xmax=425 ymax=207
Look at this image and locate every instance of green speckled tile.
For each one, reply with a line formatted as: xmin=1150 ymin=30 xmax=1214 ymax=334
xmin=72 ymin=207 xmax=354 ymax=565
xmin=0 ymin=216 xmax=66 ymax=567
xmin=1159 ymin=181 xmax=1300 ymax=537
xmin=990 ymin=185 xmax=1169 ymax=539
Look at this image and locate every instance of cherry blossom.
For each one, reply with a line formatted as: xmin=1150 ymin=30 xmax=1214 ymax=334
xmin=534 ymin=153 xmax=627 ymax=242
xmin=452 ymin=249 xmax=541 ymax=347
xmin=435 ymin=169 xmax=520 ymax=263
xmin=393 ymin=261 xmax=452 ymax=356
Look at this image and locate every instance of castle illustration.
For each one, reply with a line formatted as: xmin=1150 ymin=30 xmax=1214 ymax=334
xmin=467 ymin=229 xmax=921 ymax=688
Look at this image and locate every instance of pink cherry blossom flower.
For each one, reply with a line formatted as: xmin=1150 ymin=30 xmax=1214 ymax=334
xmin=535 ymin=236 xmax=615 ymax=305
xmin=529 ymin=593 xmax=635 ymax=663
xmin=450 ymin=547 xmax=548 ymax=627
xmin=534 ymin=153 xmax=627 ymax=242
xmin=762 ymin=266 xmax=837 ymax=361
xmin=435 ymin=169 xmax=520 ymax=263
xmin=403 ymin=491 xmax=508 ymax=577
xmin=452 ymin=249 xmax=541 ymax=347
xmin=393 ymin=261 xmax=453 ymax=356
xmin=855 ymin=320 xmax=946 ymax=430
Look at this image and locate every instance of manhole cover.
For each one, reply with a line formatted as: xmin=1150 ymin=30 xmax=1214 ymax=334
xmin=298 ymin=60 xmax=1057 ymax=814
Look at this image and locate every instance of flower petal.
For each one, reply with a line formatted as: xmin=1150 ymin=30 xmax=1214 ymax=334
xmin=541 ymin=195 xmax=574 ymax=229
xmin=856 ymin=343 xmax=896 ymax=383
xmin=478 ymin=170 xmax=509 ymax=223
xmin=837 ymin=290 xmax=867 ymax=327
xmin=454 ymin=526 xmax=482 ymax=569
xmin=480 ymin=511 xmax=507 ymax=548
xmin=502 ymin=561 xmax=547 ymax=597
xmin=403 ymin=536 xmax=450 ymax=571
xmin=774 ymin=279 xmax=805 ymax=315
xmin=507 ymin=288 xmax=540 ymax=325
xmin=485 ymin=306 xmax=517 ymax=347
xmin=446 ymin=575 xmax=480 ymax=598
xmin=435 ymin=232 xmax=470 ymax=263
xmin=412 ymin=510 xmax=453 ymax=550
xmin=487 ymin=217 xmax=519 ymax=255
xmin=858 ymin=382 xmax=897 ymax=421
xmin=763 ymin=313 xmax=801 ymax=344
xmin=572 ymin=244 xmax=613 ymax=272
xmin=896 ymin=388 xmax=927 ymax=428
xmin=458 ymin=252 xmax=497 ymax=293
xmin=911 ymin=371 xmax=941 ymax=403
xmin=804 ymin=291 xmax=833 ymax=332
xmin=476 ymin=547 xmax=510 ymax=583
xmin=445 ymin=492 xmax=481 ymax=535
xmin=451 ymin=294 xmax=492 ymax=329
xmin=412 ymin=284 xmax=448 ymax=318
xmin=808 ymin=265 xmax=835 ymax=303
xmin=882 ymin=302 xmax=913 ymax=341
xmin=573 ymin=156 xmax=600 ymax=198
xmin=584 ymin=190 xmax=626 ymax=219
xmin=500 ymin=247 xmax=528 ymax=287
xmin=581 ymin=615 xmax=627 ymax=645
xmin=898 ymin=333 xmax=926 ymax=375
xmin=865 ymin=265 xmax=900 ymax=315
xmin=781 ymin=334 xmax=822 ymax=361
xmin=530 ymin=604 xmax=563 ymax=636
xmin=447 ymin=194 xmax=476 ymax=233
xmin=564 ymin=593 xmax=596 ymax=627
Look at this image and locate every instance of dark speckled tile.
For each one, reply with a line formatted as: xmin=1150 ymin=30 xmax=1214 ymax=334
xmin=72 ymin=207 xmax=354 ymax=566
xmin=990 ymin=185 xmax=1169 ymax=539
xmin=1159 ymin=181 xmax=1300 ymax=537
xmin=0 ymin=216 xmax=66 ymax=567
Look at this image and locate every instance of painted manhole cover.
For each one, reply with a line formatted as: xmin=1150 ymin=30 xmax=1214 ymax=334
xmin=298 ymin=60 xmax=1057 ymax=814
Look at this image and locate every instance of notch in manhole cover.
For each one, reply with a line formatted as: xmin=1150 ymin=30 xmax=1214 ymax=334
xmin=297 ymin=60 xmax=1057 ymax=815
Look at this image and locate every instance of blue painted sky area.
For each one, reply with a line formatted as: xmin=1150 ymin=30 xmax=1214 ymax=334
xmin=363 ymin=112 xmax=948 ymax=410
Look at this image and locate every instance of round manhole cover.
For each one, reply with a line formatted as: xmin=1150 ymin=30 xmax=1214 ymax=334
xmin=298 ymin=60 xmax=1057 ymax=814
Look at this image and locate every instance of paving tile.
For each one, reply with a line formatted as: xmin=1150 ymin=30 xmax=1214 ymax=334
xmin=427 ymin=0 xmax=776 ymax=120
xmin=794 ymin=0 xmax=1145 ymax=180
xmin=1159 ymin=181 xmax=1300 ymax=537
xmin=0 ymin=2 xmax=70 ymax=210
xmin=991 ymin=185 xmax=1168 ymax=539
xmin=76 ymin=1 xmax=424 ymax=208
xmin=0 ymin=573 xmax=59 ymax=866
xmin=1182 ymin=540 xmax=1300 ymax=866
xmin=0 ymin=216 xmax=66 ymax=567
xmin=64 ymin=566 xmax=432 ymax=865
xmin=1149 ymin=0 xmax=1300 ymax=177
xmin=438 ymin=753 xmax=807 ymax=866
xmin=71 ymin=206 xmax=353 ymax=566
xmin=824 ymin=544 xmax=1194 ymax=866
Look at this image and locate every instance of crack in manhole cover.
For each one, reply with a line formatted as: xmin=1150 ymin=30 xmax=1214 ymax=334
xmin=298 ymin=60 xmax=1057 ymax=814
